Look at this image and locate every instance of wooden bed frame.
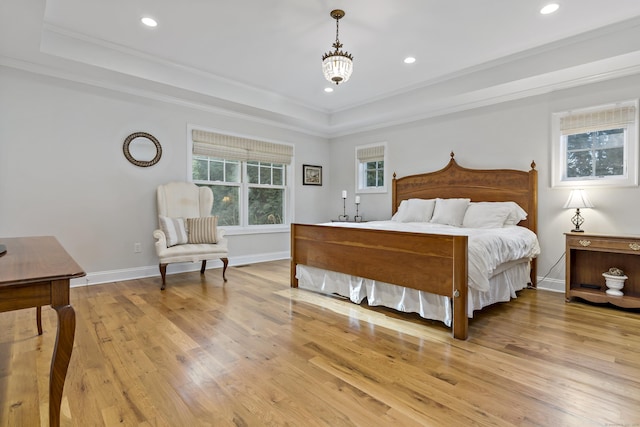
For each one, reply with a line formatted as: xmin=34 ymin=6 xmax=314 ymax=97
xmin=290 ymin=153 xmax=538 ymax=340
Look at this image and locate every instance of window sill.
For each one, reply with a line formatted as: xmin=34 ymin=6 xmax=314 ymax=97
xmin=552 ymin=177 xmax=638 ymax=188
xmin=356 ymin=187 xmax=387 ymax=194
xmin=220 ymin=225 xmax=290 ymax=236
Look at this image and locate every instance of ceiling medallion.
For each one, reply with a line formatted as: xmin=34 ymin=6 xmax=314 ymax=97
xmin=322 ymin=9 xmax=354 ymax=85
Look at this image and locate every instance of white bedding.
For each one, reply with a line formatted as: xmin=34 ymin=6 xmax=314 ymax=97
xmin=295 ymin=221 xmax=540 ymax=326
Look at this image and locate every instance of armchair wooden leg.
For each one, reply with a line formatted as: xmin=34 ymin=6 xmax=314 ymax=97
xmin=36 ymin=306 xmax=43 ymax=335
xmin=221 ymin=257 xmax=228 ymax=282
xmin=200 ymin=260 xmax=207 ymax=274
xmin=159 ymin=263 xmax=168 ymax=290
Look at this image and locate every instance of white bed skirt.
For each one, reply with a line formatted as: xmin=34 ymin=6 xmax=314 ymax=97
xmin=296 ymin=263 xmax=531 ymax=327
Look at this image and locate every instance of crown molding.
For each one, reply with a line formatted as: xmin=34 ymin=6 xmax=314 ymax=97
xmin=0 ymin=55 xmax=331 ymax=138
xmin=325 ymin=53 xmax=640 ymax=137
xmin=5 ymin=16 xmax=640 ymax=139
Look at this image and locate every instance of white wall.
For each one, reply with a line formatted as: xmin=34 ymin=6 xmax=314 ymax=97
xmin=328 ymin=73 xmax=640 ymax=290
xmin=3 ymin=63 xmax=640 ymax=290
xmin=0 ymin=66 xmax=331 ymax=284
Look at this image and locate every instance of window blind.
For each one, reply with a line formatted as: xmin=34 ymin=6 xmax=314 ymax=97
xmin=560 ymin=105 xmax=637 ymax=135
xmin=192 ymin=129 xmax=293 ymax=164
xmin=356 ymin=145 xmax=384 ymax=162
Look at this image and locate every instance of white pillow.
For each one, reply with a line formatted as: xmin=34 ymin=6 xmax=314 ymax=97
xmin=187 ymin=216 xmax=219 ymax=244
xmin=462 ymin=203 xmax=512 ymax=228
xmin=391 ymin=198 xmax=435 ymax=222
xmin=430 ymin=198 xmax=470 ymax=227
xmin=502 ymin=202 xmax=528 ymax=225
xmin=159 ymin=216 xmax=188 ymax=247
xmin=391 ymin=200 xmax=408 ymax=221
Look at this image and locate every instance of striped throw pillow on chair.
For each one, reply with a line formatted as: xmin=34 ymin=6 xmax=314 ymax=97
xmin=187 ymin=217 xmax=218 ymax=244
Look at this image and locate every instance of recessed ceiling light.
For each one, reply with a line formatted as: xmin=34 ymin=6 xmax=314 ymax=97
xmin=141 ymin=17 xmax=158 ymax=27
xmin=540 ymin=3 xmax=559 ymax=15
xmin=324 ymin=87 xmax=334 ymax=93
xmin=404 ymin=57 xmax=416 ymax=64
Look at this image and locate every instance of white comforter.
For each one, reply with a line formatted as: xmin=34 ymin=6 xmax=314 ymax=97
xmin=318 ymin=221 xmax=540 ymax=292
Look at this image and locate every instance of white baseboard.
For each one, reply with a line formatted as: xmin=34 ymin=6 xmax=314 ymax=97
xmin=535 ymin=276 xmax=565 ymax=293
xmin=71 ymin=251 xmax=290 ymax=287
xmin=74 ymin=259 xmax=568 ymax=295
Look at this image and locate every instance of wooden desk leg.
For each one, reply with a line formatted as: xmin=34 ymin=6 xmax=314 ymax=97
xmin=37 ymin=306 xmax=43 ymax=335
xmin=49 ymin=304 xmax=76 ymax=427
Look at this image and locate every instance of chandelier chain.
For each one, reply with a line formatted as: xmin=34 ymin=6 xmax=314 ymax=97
xmin=334 ymin=18 xmax=341 ymax=50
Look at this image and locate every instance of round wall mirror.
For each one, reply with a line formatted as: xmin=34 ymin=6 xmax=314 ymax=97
xmin=123 ymin=132 xmax=162 ymax=167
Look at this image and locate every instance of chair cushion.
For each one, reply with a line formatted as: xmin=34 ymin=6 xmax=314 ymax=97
xmin=187 ymin=217 xmax=218 ymax=244
xmin=158 ymin=216 xmax=188 ymax=247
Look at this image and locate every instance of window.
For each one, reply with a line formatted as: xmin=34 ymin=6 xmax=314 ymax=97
xmin=246 ymin=161 xmax=285 ymax=225
xmin=551 ymin=101 xmax=638 ymax=188
xmin=356 ymin=143 xmax=387 ymax=193
xmin=192 ymin=157 xmax=241 ymax=226
xmin=190 ymin=128 xmax=293 ymax=230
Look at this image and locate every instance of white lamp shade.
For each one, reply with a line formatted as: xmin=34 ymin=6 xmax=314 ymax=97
xmin=563 ymin=189 xmax=594 ymax=209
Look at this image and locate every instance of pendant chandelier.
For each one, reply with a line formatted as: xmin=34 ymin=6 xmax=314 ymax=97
xmin=322 ymin=9 xmax=354 ymax=85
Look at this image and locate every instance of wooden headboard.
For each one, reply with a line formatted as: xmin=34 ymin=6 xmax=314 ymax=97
xmin=391 ymin=152 xmax=538 ymax=285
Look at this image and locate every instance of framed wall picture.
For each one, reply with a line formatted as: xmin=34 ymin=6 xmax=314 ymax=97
xmin=303 ymin=164 xmax=322 ymax=186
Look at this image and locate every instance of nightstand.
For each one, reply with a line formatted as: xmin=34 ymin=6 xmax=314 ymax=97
xmin=565 ymin=232 xmax=640 ymax=308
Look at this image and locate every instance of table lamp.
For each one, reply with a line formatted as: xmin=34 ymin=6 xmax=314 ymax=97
xmin=563 ymin=189 xmax=594 ymax=232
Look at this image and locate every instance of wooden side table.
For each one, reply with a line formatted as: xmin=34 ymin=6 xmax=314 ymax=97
xmin=0 ymin=236 xmax=85 ymax=426
xmin=565 ymin=232 xmax=640 ymax=308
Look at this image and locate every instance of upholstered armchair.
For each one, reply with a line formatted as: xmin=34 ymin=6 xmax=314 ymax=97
xmin=153 ymin=182 xmax=228 ymax=290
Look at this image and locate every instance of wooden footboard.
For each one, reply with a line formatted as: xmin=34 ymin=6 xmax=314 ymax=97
xmin=291 ymin=223 xmax=469 ymax=340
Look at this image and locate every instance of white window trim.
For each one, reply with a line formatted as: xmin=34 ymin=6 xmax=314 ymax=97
xmin=551 ymin=100 xmax=639 ymax=188
xmin=355 ymin=141 xmax=388 ymax=194
xmin=187 ymin=124 xmax=294 ymax=234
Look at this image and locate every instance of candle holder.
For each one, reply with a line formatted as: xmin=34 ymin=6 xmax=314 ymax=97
xmin=354 ymin=201 xmax=362 ymax=222
xmin=338 ymin=196 xmax=349 ymax=221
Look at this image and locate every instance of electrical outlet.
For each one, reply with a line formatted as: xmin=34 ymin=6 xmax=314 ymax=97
xmin=134 ymin=242 xmax=142 ymax=253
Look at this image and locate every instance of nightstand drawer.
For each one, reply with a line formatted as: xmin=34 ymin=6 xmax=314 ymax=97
xmin=566 ymin=235 xmax=640 ymax=254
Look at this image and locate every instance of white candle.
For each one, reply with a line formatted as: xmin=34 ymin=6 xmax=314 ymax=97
xmin=355 ymin=196 xmax=361 ymax=204
xmin=342 ymin=190 xmax=347 ymax=199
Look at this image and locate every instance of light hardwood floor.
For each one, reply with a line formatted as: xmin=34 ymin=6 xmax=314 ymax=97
xmin=1 ymin=260 xmax=639 ymax=426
